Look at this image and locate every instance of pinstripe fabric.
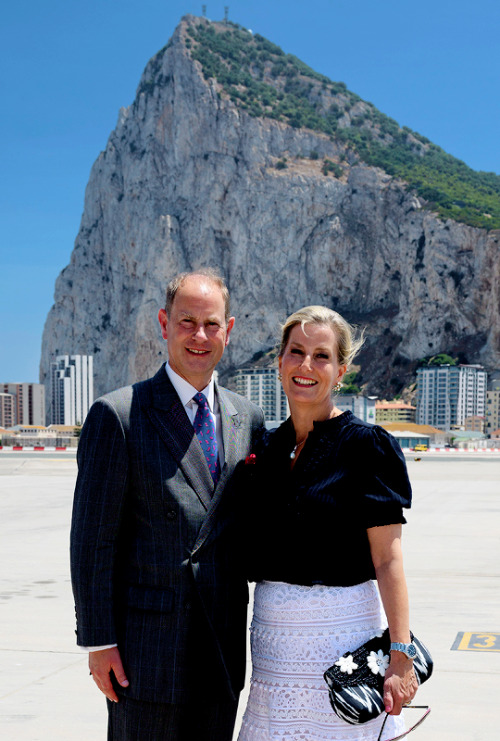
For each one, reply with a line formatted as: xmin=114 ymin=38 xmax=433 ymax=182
xmin=70 ymin=365 xmax=264 ymax=716
xmin=107 ymin=695 xmax=238 ymax=741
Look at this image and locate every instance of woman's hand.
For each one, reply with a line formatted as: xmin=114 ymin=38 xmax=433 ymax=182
xmin=368 ymin=524 xmax=418 ymax=714
xmin=383 ymin=653 xmax=418 ymax=715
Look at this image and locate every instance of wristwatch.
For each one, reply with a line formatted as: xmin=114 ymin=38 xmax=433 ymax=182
xmin=390 ymin=641 xmax=417 ymax=659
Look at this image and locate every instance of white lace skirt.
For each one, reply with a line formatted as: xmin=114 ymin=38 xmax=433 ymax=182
xmin=238 ymin=581 xmax=406 ymax=741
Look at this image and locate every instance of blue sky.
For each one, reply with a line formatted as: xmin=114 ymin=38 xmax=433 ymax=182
xmin=1 ymin=0 xmax=499 ymax=382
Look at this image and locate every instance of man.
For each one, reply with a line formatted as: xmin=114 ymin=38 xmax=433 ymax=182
xmin=70 ymin=269 xmax=264 ymax=740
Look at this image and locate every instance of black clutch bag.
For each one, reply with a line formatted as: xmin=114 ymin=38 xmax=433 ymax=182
xmin=323 ymin=629 xmax=433 ymax=726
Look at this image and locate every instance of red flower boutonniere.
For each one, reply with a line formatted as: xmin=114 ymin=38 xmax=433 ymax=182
xmin=245 ymin=454 xmax=257 ymax=465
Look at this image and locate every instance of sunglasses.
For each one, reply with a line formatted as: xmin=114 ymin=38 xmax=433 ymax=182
xmin=378 ymin=705 xmax=431 ymax=741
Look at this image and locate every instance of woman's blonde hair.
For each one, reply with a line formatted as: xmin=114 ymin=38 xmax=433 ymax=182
xmin=279 ymin=306 xmax=364 ymax=368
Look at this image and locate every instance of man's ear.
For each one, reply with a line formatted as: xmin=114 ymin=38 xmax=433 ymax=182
xmin=225 ymin=317 xmax=235 ymax=346
xmin=158 ymin=309 xmax=168 ymax=340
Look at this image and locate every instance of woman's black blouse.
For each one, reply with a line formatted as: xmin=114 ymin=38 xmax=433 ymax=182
xmin=243 ymin=411 xmax=412 ymax=588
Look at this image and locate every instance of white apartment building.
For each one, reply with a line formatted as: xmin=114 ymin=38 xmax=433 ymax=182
xmin=0 ymin=383 xmax=45 ymax=426
xmin=232 ymin=366 xmax=289 ymax=423
xmin=335 ymin=394 xmax=377 ymax=424
xmin=50 ymin=355 xmax=94 ymax=426
xmin=416 ymin=364 xmax=487 ymax=429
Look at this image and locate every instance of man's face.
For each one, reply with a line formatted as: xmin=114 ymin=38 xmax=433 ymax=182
xmin=158 ymin=275 xmax=234 ymax=391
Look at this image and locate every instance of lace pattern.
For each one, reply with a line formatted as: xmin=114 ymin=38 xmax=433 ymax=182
xmin=238 ymin=581 xmax=406 ymax=741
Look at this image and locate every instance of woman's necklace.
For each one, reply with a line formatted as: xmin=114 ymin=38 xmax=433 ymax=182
xmin=290 ymin=437 xmax=307 ymax=460
xmin=290 ymin=407 xmax=340 ymax=460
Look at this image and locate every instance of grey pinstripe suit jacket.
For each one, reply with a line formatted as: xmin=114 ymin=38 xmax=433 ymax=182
xmin=70 ymin=365 xmax=264 ymax=704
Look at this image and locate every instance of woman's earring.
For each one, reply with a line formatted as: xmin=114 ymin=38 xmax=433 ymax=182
xmin=333 ymin=382 xmax=342 ymax=392
xmin=278 ymin=373 xmax=282 ymax=382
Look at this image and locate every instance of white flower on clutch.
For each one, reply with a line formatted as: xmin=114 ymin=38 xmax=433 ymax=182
xmin=367 ymin=650 xmax=390 ymax=676
xmin=335 ymin=655 xmax=358 ymax=674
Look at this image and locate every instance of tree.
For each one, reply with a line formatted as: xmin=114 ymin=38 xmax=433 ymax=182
xmin=427 ymin=354 xmax=457 ymax=366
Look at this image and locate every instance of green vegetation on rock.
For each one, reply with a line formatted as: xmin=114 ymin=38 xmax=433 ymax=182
xmin=339 ymin=371 xmax=362 ymax=394
xmin=419 ymin=354 xmax=458 ymax=367
xmin=186 ymin=19 xmax=500 ymax=230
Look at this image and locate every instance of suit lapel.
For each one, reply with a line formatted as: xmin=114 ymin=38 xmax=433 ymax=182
xmin=146 ymin=367 xmax=214 ymax=510
xmin=219 ymin=386 xmax=241 ymax=472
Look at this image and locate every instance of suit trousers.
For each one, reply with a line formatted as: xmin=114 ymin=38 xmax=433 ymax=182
xmin=107 ymin=694 xmax=239 ymax=741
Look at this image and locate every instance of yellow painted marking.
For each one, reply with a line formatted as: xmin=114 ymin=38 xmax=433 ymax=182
xmin=452 ymin=632 xmax=500 ymax=651
xmin=457 ymin=632 xmax=473 ymax=651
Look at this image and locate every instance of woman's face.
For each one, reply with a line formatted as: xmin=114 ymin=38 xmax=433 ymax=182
xmin=279 ymin=322 xmax=347 ymax=412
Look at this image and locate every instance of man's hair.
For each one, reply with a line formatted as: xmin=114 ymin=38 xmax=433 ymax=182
xmin=165 ymin=268 xmax=231 ymax=322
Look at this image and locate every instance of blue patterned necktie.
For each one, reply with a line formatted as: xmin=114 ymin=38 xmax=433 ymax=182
xmin=192 ymin=392 xmax=220 ymax=484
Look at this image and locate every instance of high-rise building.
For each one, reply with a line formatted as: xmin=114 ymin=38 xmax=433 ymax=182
xmin=0 ymin=383 xmax=45 ymax=426
xmin=486 ymin=373 xmax=500 ymax=436
xmin=416 ymin=364 xmax=487 ymax=429
xmin=232 ymin=366 xmax=288 ymax=423
xmin=0 ymin=392 xmax=15 ymax=428
xmin=50 ymin=355 xmax=94 ymax=426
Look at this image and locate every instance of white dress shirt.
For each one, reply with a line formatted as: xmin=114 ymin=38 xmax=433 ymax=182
xmin=85 ymin=363 xmax=223 ymax=652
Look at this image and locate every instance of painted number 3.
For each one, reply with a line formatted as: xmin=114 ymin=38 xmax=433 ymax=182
xmin=472 ymin=634 xmax=496 ymax=649
xmin=452 ymin=632 xmax=500 ymax=652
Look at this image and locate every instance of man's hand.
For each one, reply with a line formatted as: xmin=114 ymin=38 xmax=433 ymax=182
xmin=382 ymin=654 xmax=418 ymax=715
xmin=89 ymin=647 xmax=129 ymax=702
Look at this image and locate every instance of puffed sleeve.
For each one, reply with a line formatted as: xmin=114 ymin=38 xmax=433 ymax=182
xmin=359 ymin=425 xmax=412 ymax=528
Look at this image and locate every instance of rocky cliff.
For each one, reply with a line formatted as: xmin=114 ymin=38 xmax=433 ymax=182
xmin=40 ymin=16 xmax=500 ymax=403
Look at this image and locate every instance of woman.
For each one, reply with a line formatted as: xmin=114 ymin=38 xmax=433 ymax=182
xmin=238 ymin=306 xmax=418 ymax=741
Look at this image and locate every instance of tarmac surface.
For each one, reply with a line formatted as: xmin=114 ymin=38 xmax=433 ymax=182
xmin=0 ymin=450 xmax=498 ymax=740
